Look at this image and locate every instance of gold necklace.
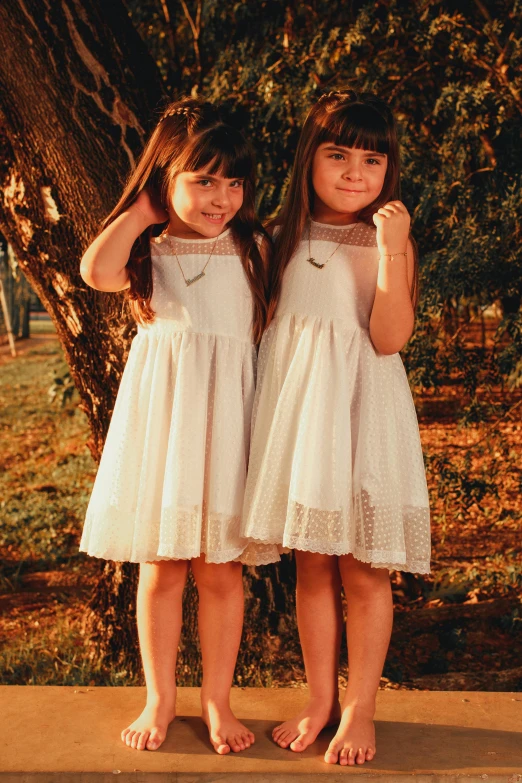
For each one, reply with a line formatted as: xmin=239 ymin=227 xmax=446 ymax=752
xmin=173 ymin=237 xmax=218 ymax=286
xmin=306 ymin=222 xmax=346 ymax=269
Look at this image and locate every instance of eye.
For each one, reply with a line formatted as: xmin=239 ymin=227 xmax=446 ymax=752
xmin=198 ymin=179 xmax=213 ymax=186
xmin=230 ymin=180 xmax=244 ymax=188
xmin=329 ymin=153 xmax=345 ymax=161
xmin=365 ymin=158 xmax=380 ymax=165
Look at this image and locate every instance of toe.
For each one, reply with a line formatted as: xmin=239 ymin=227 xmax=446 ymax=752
xmin=356 ymin=746 xmax=366 ymax=764
xmin=325 ymin=741 xmax=340 ymax=764
xmin=272 ymin=724 xmax=284 ymax=739
xmin=131 ymin=732 xmax=141 ymax=750
xmin=125 ymin=730 xmax=136 ymax=747
xmin=275 ymin=730 xmax=288 ymax=747
xmin=347 ymin=747 xmax=356 ymax=766
xmin=212 ymin=734 xmax=230 ymax=755
xmin=136 ymin=731 xmax=149 ymax=751
xmin=241 ymin=731 xmax=251 ymax=748
xmin=248 ymin=730 xmax=255 ymax=744
xmin=290 ymin=733 xmax=308 ymax=752
xmin=231 ymin=733 xmax=244 ymax=752
xmin=366 ymin=747 xmax=376 ymax=761
xmin=278 ymin=730 xmax=294 ymax=748
xmin=339 ymin=746 xmax=349 ymax=766
xmin=146 ymin=729 xmax=163 ymax=751
xmin=121 ymin=728 xmax=130 ymax=742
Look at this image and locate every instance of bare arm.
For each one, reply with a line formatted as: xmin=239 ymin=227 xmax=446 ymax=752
xmin=80 ymin=191 xmax=168 ymax=292
xmin=369 ymin=201 xmax=415 ymax=355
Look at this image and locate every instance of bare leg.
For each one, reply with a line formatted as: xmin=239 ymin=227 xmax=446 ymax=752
xmin=191 ymin=555 xmax=255 ymax=755
xmin=324 ymin=553 xmax=393 ymax=766
xmin=273 ymin=551 xmax=343 ymax=751
xmin=121 ymin=559 xmax=189 ymax=751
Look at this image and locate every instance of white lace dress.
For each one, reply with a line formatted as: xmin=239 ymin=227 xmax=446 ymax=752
xmin=241 ymin=221 xmax=431 ymax=573
xmin=80 ymin=228 xmax=274 ymax=565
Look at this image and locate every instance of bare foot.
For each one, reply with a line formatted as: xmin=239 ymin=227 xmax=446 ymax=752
xmin=121 ymin=697 xmax=177 ymax=751
xmin=272 ymin=698 xmax=341 ymax=752
xmin=324 ymin=702 xmax=376 ymax=765
xmin=202 ymin=699 xmax=255 ymax=755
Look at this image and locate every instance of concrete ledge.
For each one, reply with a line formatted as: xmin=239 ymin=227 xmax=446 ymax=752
xmin=1 ymin=687 xmax=521 ymax=781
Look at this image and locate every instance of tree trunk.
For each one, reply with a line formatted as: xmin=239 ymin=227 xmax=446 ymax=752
xmin=0 ymin=0 xmax=165 ymax=677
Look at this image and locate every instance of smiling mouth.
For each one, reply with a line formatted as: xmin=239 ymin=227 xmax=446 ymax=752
xmin=338 ymin=188 xmax=364 ymax=193
xmin=202 ymin=212 xmax=225 ymax=220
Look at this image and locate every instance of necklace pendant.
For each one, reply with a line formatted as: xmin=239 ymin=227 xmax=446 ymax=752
xmin=307 ymin=257 xmax=325 ymax=269
xmin=185 ymin=271 xmax=205 ymax=286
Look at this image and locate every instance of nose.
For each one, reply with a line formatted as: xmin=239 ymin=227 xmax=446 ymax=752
xmin=211 ymin=185 xmax=231 ymax=210
xmin=342 ymin=162 xmax=363 ymax=181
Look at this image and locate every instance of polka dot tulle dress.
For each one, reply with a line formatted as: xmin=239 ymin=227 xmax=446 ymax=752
xmin=241 ymin=221 xmax=431 ymax=573
xmin=80 ymin=229 xmax=274 ymax=565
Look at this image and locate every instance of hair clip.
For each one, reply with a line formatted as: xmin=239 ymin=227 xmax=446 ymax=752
xmin=160 ymin=106 xmax=192 ymax=122
xmin=320 ymin=89 xmax=357 ymax=102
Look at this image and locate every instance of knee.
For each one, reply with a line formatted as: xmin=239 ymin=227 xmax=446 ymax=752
xmin=192 ymin=559 xmax=243 ymax=597
xmin=296 ymin=551 xmax=340 ymax=589
xmin=139 ymin=560 xmax=189 ymax=594
xmin=339 ymin=555 xmax=390 ymax=599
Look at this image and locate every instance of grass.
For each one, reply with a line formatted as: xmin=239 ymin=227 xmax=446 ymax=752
xmin=0 ymin=335 xmax=104 ymax=685
xmin=0 ymin=340 xmax=94 ymax=569
xmin=27 ymin=318 xmax=56 ymax=335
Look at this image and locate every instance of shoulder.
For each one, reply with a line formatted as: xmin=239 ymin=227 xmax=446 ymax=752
xmin=150 ymin=234 xmax=170 ymax=256
xmin=349 ymin=221 xmax=377 ymax=248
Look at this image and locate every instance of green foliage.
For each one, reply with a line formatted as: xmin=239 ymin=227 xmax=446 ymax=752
xmin=126 ymin=0 xmax=522 ymax=404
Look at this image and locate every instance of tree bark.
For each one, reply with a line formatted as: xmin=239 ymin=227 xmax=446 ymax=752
xmin=0 ymin=0 xmax=164 ymax=454
xmin=0 ymin=0 xmax=165 ymax=677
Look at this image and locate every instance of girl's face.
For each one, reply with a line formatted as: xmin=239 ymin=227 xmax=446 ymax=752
xmin=311 ymin=144 xmax=388 ymax=223
xmin=167 ymin=167 xmax=245 ymax=238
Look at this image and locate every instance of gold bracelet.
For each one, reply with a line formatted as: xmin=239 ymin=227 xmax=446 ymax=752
xmin=381 ymin=252 xmax=407 ymax=261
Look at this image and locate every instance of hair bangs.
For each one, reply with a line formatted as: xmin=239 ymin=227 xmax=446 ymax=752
xmin=316 ymin=103 xmax=391 ymax=155
xmin=181 ymin=125 xmax=254 ymax=180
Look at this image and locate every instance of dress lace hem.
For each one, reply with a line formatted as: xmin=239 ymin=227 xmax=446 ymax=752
xmin=243 ymin=534 xmax=430 ymax=573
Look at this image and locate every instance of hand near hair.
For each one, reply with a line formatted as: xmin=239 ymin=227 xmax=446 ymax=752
xmin=372 ymin=200 xmax=410 ymax=256
xmin=80 ymin=188 xmax=168 ymax=293
xmin=131 ymin=188 xmax=169 ymax=226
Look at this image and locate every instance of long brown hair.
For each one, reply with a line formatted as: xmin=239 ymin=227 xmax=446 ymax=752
xmin=102 ymin=97 xmax=270 ymax=343
xmin=268 ymin=89 xmax=418 ymax=322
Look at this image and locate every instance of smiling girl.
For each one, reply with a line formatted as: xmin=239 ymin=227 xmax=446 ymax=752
xmin=79 ymin=98 xmax=274 ymax=756
xmin=242 ymin=90 xmax=431 ymax=765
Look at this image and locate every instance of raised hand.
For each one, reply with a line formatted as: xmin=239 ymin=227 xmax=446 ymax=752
xmin=372 ymin=201 xmax=410 ymax=256
xmin=131 ymin=188 xmax=170 ymax=226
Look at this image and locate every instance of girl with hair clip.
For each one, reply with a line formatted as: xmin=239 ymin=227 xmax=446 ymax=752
xmin=242 ymin=90 xmax=431 ymax=766
xmin=79 ymin=98 xmax=274 ymax=756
